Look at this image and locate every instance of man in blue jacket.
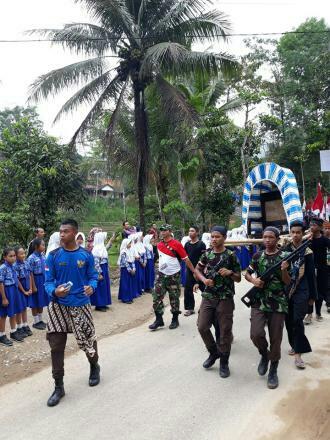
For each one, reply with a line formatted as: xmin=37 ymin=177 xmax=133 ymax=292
xmin=45 ymin=219 xmax=99 ymax=407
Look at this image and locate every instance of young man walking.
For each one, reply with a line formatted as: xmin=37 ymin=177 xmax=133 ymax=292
xmin=148 ymin=225 xmax=195 ymax=331
xmin=183 ymin=226 xmax=206 ymax=316
xmin=195 ymin=226 xmax=241 ymax=378
xmin=45 ymin=219 xmax=100 ymax=407
xmin=304 ymin=217 xmax=330 ymax=323
xmin=245 ymin=227 xmax=291 ymax=389
xmin=285 ymin=222 xmax=317 ymax=369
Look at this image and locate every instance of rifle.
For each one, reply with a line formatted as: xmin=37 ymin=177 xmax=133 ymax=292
xmin=241 ymin=239 xmax=312 ymax=308
xmin=203 ymin=251 xmax=232 ymax=286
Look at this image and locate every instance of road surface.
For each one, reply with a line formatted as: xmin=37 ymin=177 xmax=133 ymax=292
xmin=1 ymin=279 xmax=329 ymax=440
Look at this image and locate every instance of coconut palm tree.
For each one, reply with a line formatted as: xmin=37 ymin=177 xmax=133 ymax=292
xmin=28 ymin=0 xmax=236 ymax=229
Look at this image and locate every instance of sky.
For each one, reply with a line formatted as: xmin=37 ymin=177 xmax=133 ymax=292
xmin=0 ymin=0 xmax=329 ymax=152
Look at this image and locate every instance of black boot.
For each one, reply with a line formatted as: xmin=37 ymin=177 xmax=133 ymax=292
xmin=258 ymin=353 xmax=269 ymax=376
xmin=169 ymin=311 xmax=180 ymax=330
xmin=267 ymin=361 xmax=279 ymax=389
xmin=203 ymin=351 xmax=220 ymax=369
xmin=47 ymin=378 xmax=65 ymax=407
xmin=89 ymin=363 xmax=101 ymax=387
xmin=148 ymin=312 xmax=165 ymax=331
xmin=219 ymin=353 xmax=230 ymax=378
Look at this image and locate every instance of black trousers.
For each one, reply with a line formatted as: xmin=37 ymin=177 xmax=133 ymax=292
xmin=47 ymin=332 xmax=98 ymax=380
xmin=307 ymin=269 xmax=327 ymax=315
xmin=184 ymin=270 xmax=196 ymax=311
xmin=285 ymin=293 xmax=311 ymax=354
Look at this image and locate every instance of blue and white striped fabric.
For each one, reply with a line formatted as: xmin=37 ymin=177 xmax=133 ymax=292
xmin=242 ymin=162 xmax=303 ymax=234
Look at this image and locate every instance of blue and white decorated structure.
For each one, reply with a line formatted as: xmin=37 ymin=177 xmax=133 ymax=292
xmin=242 ymin=162 xmax=303 ymax=236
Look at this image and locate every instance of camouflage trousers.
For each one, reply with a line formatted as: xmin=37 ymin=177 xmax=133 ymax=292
xmin=152 ymin=271 xmax=181 ymax=315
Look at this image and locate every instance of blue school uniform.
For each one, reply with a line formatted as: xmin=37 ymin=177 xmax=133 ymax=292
xmin=14 ymin=260 xmax=31 ymax=309
xmin=0 ymin=262 xmax=22 ymax=317
xmin=137 ymin=252 xmax=147 ymax=292
xmin=118 ymin=253 xmax=136 ymax=303
xmin=45 ymin=246 xmax=98 ymax=306
xmin=28 ymin=252 xmax=48 ymax=308
xmin=144 ymin=248 xmax=155 ymax=290
xmin=90 ymin=256 xmax=112 ymax=307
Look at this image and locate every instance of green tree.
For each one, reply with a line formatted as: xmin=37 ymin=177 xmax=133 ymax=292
xmin=27 ymin=0 xmax=236 ymax=229
xmin=0 ymin=111 xmax=85 ymax=246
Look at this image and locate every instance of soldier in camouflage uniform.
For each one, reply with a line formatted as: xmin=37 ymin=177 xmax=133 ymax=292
xmin=245 ymin=226 xmax=291 ymax=390
xmin=195 ymin=226 xmax=241 ymax=379
xmin=149 ymin=225 xmax=195 ymax=331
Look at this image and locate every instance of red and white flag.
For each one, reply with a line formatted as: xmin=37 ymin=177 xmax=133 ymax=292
xmin=312 ymin=183 xmax=324 ymax=215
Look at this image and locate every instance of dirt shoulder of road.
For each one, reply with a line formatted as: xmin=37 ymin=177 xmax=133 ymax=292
xmin=0 ymin=284 xmax=161 ymax=387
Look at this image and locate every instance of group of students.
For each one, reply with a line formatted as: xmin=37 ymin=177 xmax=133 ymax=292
xmin=0 ymin=226 xmax=114 ymax=347
xmin=147 ymin=219 xmax=329 ymax=390
xmin=118 ymin=232 xmax=155 ymax=304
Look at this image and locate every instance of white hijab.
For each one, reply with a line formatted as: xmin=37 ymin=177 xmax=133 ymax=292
xmin=143 ymin=234 xmax=153 ymax=252
xmin=92 ymin=232 xmax=108 ymax=259
xmin=202 ymin=233 xmax=211 ymax=249
xmin=136 ymin=232 xmax=146 ymax=254
xmin=117 ymin=237 xmax=134 ymax=265
xmin=181 ymin=236 xmax=190 ymax=247
xmin=76 ymin=232 xmax=86 ymax=248
xmin=46 ymin=232 xmax=60 ymax=257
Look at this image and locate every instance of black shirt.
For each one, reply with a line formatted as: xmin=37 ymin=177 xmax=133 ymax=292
xmin=311 ymin=235 xmax=330 ymax=269
xmin=184 ymin=240 xmax=206 ymax=268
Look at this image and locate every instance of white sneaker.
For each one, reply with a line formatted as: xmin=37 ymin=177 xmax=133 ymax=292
xmin=316 ymin=315 xmax=324 ymax=322
xmin=304 ymin=314 xmax=312 ymax=325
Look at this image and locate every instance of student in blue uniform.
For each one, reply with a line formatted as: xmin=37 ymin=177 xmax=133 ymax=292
xmin=143 ymin=234 xmax=155 ymax=292
xmin=28 ymin=238 xmax=48 ymax=330
xmin=118 ymin=238 xmax=136 ymax=304
xmin=91 ymin=232 xmax=112 ymax=312
xmin=14 ymin=246 xmax=33 ymax=338
xmin=136 ymin=232 xmax=147 ymax=294
xmin=0 ymin=248 xmax=25 ymax=346
xmin=45 ymin=219 xmax=100 ymax=407
xmin=132 ymin=234 xmax=142 ymax=297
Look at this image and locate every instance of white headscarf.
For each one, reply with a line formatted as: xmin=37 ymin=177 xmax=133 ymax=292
xmin=117 ymin=237 xmax=134 ymax=265
xmin=143 ymin=234 xmax=153 ymax=252
xmin=202 ymin=233 xmax=211 ymax=249
xmin=76 ymin=232 xmax=86 ymax=248
xmin=46 ymin=232 xmax=60 ymax=257
xmin=181 ymin=236 xmax=190 ymax=247
xmin=92 ymin=232 xmax=108 ymax=259
xmin=136 ymin=231 xmax=146 ymax=254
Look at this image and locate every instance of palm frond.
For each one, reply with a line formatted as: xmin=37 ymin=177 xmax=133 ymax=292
xmin=218 ymin=97 xmax=244 ymax=113
xmin=74 ymin=0 xmax=140 ymax=46
xmin=69 ymin=74 xmax=123 ymax=146
xmin=28 ymin=57 xmax=109 ymax=102
xmin=25 ymin=24 xmax=120 ymax=54
xmin=204 ymin=77 xmax=227 ymax=108
xmin=151 ymin=0 xmax=210 ymax=37
xmin=54 ymin=69 xmax=115 ymax=123
xmin=155 ymin=75 xmax=199 ymax=130
xmin=140 ymin=42 xmax=238 ymax=79
xmin=105 ymin=78 xmax=129 ymax=151
xmin=156 ymin=10 xmax=231 ymax=45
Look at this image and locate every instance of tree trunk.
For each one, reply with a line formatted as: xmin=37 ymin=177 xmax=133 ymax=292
xmin=133 ymin=83 xmax=149 ymax=231
xmin=241 ymin=105 xmax=249 ymax=183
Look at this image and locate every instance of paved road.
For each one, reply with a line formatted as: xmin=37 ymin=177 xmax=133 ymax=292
xmin=1 ymin=280 xmax=329 ymax=440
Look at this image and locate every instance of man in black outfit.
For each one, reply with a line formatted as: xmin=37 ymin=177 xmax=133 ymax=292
xmin=304 ymin=217 xmax=330 ymax=324
xmin=183 ymin=226 xmax=206 ymax=316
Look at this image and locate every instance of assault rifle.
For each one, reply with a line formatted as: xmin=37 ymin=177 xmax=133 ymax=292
xmin=241 ymin=239 xmax=311 ymax=308
xmin=204 ymin=252 xmax=231 ymax=283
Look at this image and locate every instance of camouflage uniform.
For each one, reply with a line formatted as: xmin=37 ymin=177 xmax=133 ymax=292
xmin=152 ymin=272 xmax=181 ymax=315
xmin=247 ymin=250 xmax=288 ymax=362
xmin=197 ymin=249 xmax=241 ymax=356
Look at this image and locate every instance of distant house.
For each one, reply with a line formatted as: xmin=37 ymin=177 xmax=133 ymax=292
xmin=85 ymin=178 xmax=124 ymax=199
